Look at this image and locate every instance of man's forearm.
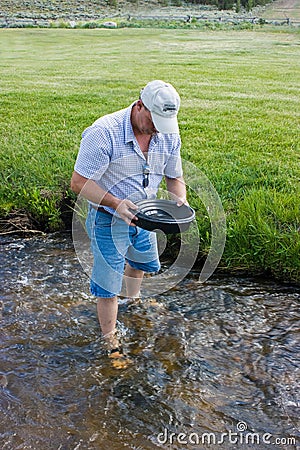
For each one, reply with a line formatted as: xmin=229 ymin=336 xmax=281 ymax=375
xmin=70 ymin=171 xmax=138 ymax=225
xmin=70 ymin=171 xmax=121 ymax=209
xmin=165 ymin=176 xmax=187 ymax=205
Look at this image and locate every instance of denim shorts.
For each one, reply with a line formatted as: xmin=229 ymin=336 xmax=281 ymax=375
xmin=86 ymin=207 xmax=160 ymax=298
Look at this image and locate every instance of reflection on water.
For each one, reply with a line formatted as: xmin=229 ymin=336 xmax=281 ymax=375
xmin=0 ymin=234 xmax=299 ymax=449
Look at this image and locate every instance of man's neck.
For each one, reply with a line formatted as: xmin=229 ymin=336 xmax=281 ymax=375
xmin=135 ymin=134 xmax=151 ymax=154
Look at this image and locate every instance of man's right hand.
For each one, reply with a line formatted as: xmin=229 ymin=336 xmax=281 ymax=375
xmin=116 ymin=199 xmax=139 ymax=226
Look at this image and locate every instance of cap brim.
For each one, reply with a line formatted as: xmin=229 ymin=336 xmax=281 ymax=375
xmin=151 ymin=112 xmax=179 ymax=134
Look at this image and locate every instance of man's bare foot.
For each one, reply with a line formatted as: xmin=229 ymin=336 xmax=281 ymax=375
xmin=108 ymin=347 xmax=132 ymax=370
xmin=103 ymin=329 xmax=132 ymax=369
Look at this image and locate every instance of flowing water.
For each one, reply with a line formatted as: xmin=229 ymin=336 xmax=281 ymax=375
xmin=0 ymin=234 xmax=299 ymax=450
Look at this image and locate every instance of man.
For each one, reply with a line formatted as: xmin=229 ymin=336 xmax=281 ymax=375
xmin=71 ymin=80 xmax=187 ymax=363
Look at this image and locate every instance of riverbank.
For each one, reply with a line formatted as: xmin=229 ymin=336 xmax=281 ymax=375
xmin=0 ymin=28 xmax=299 ymax=283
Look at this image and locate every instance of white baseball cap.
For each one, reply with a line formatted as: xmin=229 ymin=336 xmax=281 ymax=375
xmin=140 ymin=80 xmax=180 ymax=134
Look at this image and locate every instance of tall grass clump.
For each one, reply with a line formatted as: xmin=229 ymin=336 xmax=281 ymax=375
xmin=226 ymin=189 xmax=300 ymax=281
xmin=0 ymin=28 xmax=299 ymax=281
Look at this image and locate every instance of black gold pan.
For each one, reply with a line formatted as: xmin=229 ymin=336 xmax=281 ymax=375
xmin=131 ymin=199 xmax=195 ymax=234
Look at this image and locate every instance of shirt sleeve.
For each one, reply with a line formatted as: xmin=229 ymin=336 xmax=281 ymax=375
xmin=164 ymin=134 xmax=183 ymax=179
xmin=74 ymin=125 xmax=111 ymax=180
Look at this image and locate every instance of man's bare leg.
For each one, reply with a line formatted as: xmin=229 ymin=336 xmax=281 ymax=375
xmin=124 ymin=264 xmax=144 ymax=299
xmin=97 ymin=296 xmax=131 ymax=367
xmin=97 ymin=297 xmax=119 ymax=349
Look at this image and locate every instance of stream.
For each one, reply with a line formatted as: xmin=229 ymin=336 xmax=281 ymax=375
xmin=0 ymin=233 xmax=299 ymax=449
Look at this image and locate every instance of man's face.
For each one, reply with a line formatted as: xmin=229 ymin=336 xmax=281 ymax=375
xmin=136 ymin=101 xmax=157 ymax=135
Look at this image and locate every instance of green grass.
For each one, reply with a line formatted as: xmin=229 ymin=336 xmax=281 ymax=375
xmin=0 ymin=28 xmax=299 ymax=282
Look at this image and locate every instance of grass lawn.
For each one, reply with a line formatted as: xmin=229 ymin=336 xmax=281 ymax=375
xmin=0 ymin=28 xmax=299 ymax=281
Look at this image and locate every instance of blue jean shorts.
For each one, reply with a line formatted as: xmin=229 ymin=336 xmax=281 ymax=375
xmin=86 ymin=207 xmax=160 ymax=298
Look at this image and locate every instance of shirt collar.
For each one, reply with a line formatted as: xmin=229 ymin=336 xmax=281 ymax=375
xmin=124 ymin=102 xmax=136 ymax=144
xmin=124 ymin=101 xmax=162 ymax=146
